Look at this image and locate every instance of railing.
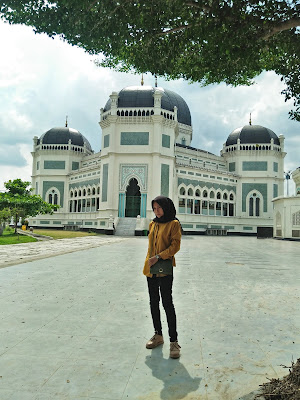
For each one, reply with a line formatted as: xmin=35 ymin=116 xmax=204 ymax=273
xmin=101 ymin=107 xmax=176 ymax=122
xmin=175 ymin=160 xmax=228 ymax=173
xmin=224 ymin=144 xmax=282 ymax=152
xmin=35 ymin=144 xmax=90 ymax=153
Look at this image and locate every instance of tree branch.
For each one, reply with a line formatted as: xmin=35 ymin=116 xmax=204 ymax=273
xmin=156 ymin=23 xmax=199 ymax=36
xmin=263 ymin=17 xmax=300 ymax=40
xmin=185 ymin=1 xmax=211 ymax=12
xmin=87 ymin=1 xmax=99 ymax=12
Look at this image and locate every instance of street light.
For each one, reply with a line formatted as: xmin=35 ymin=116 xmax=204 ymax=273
xmin=284 ymin=171 xmax=291 ymax=196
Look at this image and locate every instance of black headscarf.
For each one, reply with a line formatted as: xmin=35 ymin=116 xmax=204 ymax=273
xmin=151 ymin=196 xmax=178 ymax=223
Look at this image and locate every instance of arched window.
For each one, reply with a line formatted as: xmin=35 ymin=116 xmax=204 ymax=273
xmin=209 ymin=191 xmax=215 ymax=199
xmin=195 ymin=189 xmax=201 ymax=197
xmin=179 ymin=187 xmax=186 ymax=196
xmin=47 ymin=188 xmax=59 ymax=206
xmin=203 ymin=190 xmax=208 ymax=198
xmin=178 ymin=197 xmax=186 ymax=213
xmin=188 ymin=188 xmax=193 ymax=196
xmin=248 ymin=192 xmax=261 ymax=217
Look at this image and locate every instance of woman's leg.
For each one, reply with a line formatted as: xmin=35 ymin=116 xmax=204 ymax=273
xmin=159 ymin=275 xmax=178 ymax=342
xmin=147 ymin=276 xmax=162 ymax=335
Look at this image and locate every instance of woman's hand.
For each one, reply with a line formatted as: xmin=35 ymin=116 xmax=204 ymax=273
xmin=148 ymin=256 xmax=158 ymax=267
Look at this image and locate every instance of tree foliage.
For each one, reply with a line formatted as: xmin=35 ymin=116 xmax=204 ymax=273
xmin=0 ymin=208 xmax=11 ymax=224
xmin=0 ymin=179 xmax=57 ymax=232
xmin=1 ymin=0 xmax=299 ymax=120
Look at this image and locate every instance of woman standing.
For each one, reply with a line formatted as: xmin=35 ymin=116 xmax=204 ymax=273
xmin=143 ymin=196 xmax=182 ymax=358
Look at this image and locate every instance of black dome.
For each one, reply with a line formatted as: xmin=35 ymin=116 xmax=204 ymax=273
xmin=103 ymin=85 xmax=192 ymax=126
xmin=226 ymin=125 xmax=280 ymax=146
xmin=38 ymin=127 xmax=92 ymax=151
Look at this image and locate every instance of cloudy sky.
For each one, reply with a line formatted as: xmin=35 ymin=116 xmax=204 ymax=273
xmin=0 ymin=20 xmax=299 ymax=193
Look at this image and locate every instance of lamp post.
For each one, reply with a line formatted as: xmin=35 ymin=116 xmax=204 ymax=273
xmin=284 ymin=171 xmax=291 ymax=196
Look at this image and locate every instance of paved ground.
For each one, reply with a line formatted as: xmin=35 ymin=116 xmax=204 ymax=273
xmin=0 ymin=235 xmax=126 ymax=269
xmin=0 ymin=235 xmax=299 ymax=400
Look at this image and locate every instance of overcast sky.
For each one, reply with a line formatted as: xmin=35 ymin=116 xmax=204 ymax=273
xmin=0 ymin=20 xmax=299 ymax=194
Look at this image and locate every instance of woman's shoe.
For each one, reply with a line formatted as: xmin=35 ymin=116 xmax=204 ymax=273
xmin=170 ymin=341 xmax=181 ymax=358
xmin=146 ymin=334 xmax=164 ymax=349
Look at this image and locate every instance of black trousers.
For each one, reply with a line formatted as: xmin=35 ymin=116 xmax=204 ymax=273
xmin=147 ymin=275 xmax=178 ymax=342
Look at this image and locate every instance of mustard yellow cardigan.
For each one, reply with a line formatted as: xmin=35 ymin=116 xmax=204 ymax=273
xmin=143 ymin=220 xmax=182 ymax=277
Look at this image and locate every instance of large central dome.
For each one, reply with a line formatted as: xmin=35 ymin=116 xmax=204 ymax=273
xmin=103 ymin=85 xmax=192 ymax=126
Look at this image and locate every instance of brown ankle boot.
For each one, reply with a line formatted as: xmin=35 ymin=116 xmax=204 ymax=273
xmin=170 ymin=341 xmax=181 ymax=358
xmin=146 ymin=334 xmax=164 ymax=349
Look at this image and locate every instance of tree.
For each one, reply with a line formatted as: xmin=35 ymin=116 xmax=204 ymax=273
xmin=0 ymin=208 xmax=11 ymax=235
xmin=0 ymin=179 xmax=58 ymax=232
xmin=1 ymin=1 xmax=299 ymax=120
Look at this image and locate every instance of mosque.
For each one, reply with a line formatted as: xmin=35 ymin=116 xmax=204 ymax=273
xmin=29 ymin=84 xmax=300 ymax=238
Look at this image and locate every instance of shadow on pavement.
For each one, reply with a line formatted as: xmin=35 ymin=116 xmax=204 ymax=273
xmin=145 ymin=346 xmax=202 ymax=399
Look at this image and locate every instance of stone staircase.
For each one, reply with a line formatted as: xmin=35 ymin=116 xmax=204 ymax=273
xmin=114 ymin=218 xmax=137 ymax=236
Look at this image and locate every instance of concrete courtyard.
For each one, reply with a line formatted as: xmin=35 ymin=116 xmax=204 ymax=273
xmin=0 ymin=235 xmax=299 ymax=400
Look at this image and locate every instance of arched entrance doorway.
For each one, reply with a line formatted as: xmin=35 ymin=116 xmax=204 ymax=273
xmin=125 ymin=178 xmax=141 ymax=217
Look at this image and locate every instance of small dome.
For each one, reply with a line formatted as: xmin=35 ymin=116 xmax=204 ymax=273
xmin=226 ymin=125 xmax=280 ymax=146
xmin=103 ymin=85 xmax=192 ymax=126
xmin=38 ymin=127 xmax=92 ymax=151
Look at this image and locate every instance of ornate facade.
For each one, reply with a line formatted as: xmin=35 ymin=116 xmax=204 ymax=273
xmin=30 ymin=85 xmax=292 ymax=236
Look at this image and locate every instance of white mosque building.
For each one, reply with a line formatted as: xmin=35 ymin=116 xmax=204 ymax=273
xmin=29 ymin=84 xmax=299 ymax=238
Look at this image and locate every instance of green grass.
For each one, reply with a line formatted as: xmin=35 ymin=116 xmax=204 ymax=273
xmin=0 ymin=232 xmax=37 ymax=245
xmin=32 ymin=229 xmax=99 ymax=240
xmin=0 ymin=227 xmax=100 ymax=244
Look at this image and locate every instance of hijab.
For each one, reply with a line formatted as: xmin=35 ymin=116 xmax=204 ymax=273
xmin=152 ymin=196 xmax=178 ymax=223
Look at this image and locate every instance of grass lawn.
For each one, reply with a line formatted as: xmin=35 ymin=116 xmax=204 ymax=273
xmin=32 ymin=229 xmax=99 ymax=240
xmin=0 ymin=232 xmax=37 ymax=245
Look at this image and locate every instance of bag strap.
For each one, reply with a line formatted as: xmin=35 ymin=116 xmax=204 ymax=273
xmin=149 ymin=223 xmax=157 ymax=258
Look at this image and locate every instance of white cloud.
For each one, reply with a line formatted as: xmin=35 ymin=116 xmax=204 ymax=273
xmin=0 ymin=109 xmax=33 ymax=133
xmin=0 ymin=144 xmax=32 ymax=190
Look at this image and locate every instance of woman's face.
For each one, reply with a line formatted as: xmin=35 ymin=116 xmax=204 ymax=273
xmin=153 ymin=202 xmax=164 ymax=218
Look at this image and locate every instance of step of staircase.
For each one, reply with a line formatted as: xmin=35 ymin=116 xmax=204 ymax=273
xmin=115 ymin=218 xmax=137 ymax=236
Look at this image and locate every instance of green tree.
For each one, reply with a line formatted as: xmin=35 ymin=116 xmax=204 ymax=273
xmin=1 ymin=0 xmax=299 ymax=120
xmin=0 ymin=208 xmax=11 ymax=235
xmin=0 ymin=179 xmax=58 ymax=233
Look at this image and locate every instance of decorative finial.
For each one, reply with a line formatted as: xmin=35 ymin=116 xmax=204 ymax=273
xmin=65 ymin=115 xmax=68 ymax=127
xmin=249 ymin=113 xmax=252 ymax=126
xmin=155 ymin=75 xmax=157 ymax=87
xmin=141 ymin=74 xmax=144 ymax=86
